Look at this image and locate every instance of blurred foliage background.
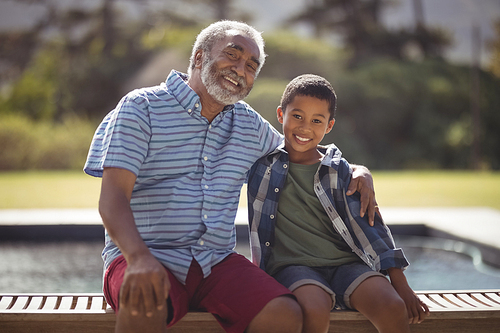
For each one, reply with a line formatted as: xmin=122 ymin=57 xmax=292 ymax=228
xmin=1 ymin=0 xmax=499 ymax=171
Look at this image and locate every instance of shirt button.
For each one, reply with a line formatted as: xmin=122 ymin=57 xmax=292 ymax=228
xmin=199 ymin=240 xmax=205 ymax=245
xmin=204 ymin=156 xmax=208 ymax=161
xmin=274 ymin=188 xmax=279 ymax=193
xmin=204 ymin=214 xmax=208 ymax=219
xmin=195 ymin=103 xmax=199 ymax=108
xmin=265 ymin=242 xmax=270 ymax=246
xmin=209 ymin=125 xmax=212 ymax=129
xmin=283 ymin=164 xmax=288 ymax=168
xmin=188 ymin=109 xmax=192 ymax=113
xmin=205 ymin=185 xmax=209 ymax=189
xmin=270 ymin=215 xmax=275 ymax=219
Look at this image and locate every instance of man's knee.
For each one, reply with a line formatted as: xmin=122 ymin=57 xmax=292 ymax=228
xmin=247 ymin=296 xmax=303 ymax=333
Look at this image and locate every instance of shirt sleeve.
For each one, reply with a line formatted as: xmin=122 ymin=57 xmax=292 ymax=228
xmin=84 ymin=92 xmax=152 ymax=178
xmin=255 ymin=111 xmax=283 ymax=157
xmin=339 ymin=158 xmax=409 ymax=272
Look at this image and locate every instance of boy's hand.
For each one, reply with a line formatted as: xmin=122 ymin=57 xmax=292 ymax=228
xmin=120 ymin=252 xmax=170 ymax=318
xmin=347 ymin=165 xmax=379 ymax=226
xmin=388 ymin=268 xmax=430 ymax=324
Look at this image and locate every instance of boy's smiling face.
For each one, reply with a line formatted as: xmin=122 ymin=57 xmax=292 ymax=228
xmin=277 ymin=94 xmax=335 ymax=165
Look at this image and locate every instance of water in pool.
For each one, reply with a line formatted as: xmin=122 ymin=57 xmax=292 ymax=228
xmin=1 ymin=237 xmax=499 ymax=293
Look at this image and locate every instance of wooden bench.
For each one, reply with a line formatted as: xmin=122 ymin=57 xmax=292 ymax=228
xmin=1 ymin=290 xmax=500 ymax=332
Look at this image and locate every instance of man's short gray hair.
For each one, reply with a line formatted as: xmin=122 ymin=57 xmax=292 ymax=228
xmin=188 ymin=20 xmax=266 ymax=77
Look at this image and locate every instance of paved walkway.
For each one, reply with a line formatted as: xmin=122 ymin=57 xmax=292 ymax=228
xmin=1 ymin=207 xmax=499 ymax=251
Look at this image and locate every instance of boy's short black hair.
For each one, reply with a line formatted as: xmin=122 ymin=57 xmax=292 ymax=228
xmin=280 ymin=74 xmax=337 ymax=120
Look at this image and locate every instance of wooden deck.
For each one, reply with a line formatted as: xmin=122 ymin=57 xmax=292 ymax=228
xmin=1 ymin=290 xmax=500 ymax=332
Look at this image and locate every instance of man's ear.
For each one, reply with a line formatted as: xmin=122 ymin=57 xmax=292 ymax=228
xmin=194 ymin=50 xmax=203 ymax=69
xmin=325 ymin=119 xmax=335 ymax=134
xmin=277 ymin=106 xmax=284 ymax=124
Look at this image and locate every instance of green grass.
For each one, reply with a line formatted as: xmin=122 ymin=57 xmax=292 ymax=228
xmin=0 ymin=170 xmax=499 ymax=210
xmin=0 ymin=171 xmax=101 ymax=209
xmin=372 ymin=171 xmax=500 ymax=210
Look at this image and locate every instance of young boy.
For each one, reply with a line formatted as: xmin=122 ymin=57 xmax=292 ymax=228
xmin=247 ymin=74 xmax=429 ymax=333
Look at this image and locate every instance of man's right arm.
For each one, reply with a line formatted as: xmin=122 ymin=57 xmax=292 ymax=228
xmin=99 ymin=167 xmax=170 ymax=317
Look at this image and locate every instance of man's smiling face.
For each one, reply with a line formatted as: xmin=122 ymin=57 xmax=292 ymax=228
xmin=201 ymin=34 xmax=260 ymax=105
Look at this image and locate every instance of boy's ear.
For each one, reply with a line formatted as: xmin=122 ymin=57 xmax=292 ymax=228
xmin=325 ymin=119 xmax=335 ymax=134
xmin=277 ymin=106 xmax=284 ymax=124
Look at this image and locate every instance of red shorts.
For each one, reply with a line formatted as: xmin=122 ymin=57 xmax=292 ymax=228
xmin=104 ymin=253 xmax=293 ymax=333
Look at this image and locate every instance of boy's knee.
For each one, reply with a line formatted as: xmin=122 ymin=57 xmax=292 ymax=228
xmin=302 ymin=302 xmax=331 ymax=333
xmin=382 ymin=295 xmax=407 ymax=318
xmin=247 ymin=296 xmax=303 ymax=333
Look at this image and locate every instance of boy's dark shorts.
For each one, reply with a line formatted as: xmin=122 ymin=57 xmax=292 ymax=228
xmin=272 ymin=261 xmax=384 ymax=310
xmin=104 ymin=253 xmax=294 ymax=333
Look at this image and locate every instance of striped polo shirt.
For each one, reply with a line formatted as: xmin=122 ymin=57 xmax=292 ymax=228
xmin=84 ymin=70 xmax=282 ymax=284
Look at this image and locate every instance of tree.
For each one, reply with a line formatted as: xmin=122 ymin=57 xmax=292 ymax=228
xmin=286 ymin=0 xmax=451 ymax=66
xmin=0 ymin=0 xmax=250 ymax=121
xmin=488 ymin=19 xmax=500 ymax=78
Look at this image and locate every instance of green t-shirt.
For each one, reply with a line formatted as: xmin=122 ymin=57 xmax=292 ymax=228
xmin=266 ymin=161 xmax=360 ymax=276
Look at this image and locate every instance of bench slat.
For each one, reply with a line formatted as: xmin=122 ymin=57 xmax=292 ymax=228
xmin=90 ymin=296 xmax=106 ymax=311
xmin=74 ymin=296 xmax=88 ymax=310
xmin=25 ymin=297 xmax=44 ymax=310
xmin=456 ymin=293 xmax=490 ymax=308
xmin=485 ymin=292 xmax=500 ymax=304
xmin=58 ymin=296 xmax=73 ymax=310
xmin=417 ymin=294 xmax=439 ymax=309
xmin=427 ymin=294 xmax=459 ymax=308
xmin=41 ymin=297 xmax=58 ymax=311
xmin=444 ymin=294 xmax=476 ymax=309
xmin=470 ymin=292 xmax=500 ymax=307
xmin=0 ymin=296 xmax=14 ymax=310
xmin=9 ymin=297 xmax=29 ymax=311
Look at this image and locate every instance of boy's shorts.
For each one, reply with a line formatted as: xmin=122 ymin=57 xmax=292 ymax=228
xmin=272 ymin=261 xmax=384 ymax=310
xmin=104 ymin=253 xmax=294 ymax=333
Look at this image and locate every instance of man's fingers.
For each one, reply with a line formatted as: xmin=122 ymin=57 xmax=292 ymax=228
xmin=151 ymin=274 xmax=169 ymax=311
xmin=163 ymin=276 xmax=171 ymax=307
xmin=346 ymin=177 xmax=358 ymax=196
xmin=367 ymin=204 xmax=375 ymax=226
xmin=128 ymin=284 xmax=141 ymax=316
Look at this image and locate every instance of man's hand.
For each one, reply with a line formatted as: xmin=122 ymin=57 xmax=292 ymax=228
xmin=120 ymin=252 xmax=171 ymax=318
xmin=347 ymin=165 xmax=379 ymax=226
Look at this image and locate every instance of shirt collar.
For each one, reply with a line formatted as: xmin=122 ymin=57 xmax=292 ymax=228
xmin=319 ymin=143 xmax=343 ymax=168
xmin=268 ymin=143 xmax=342 ymax=167
xmin=166 ymin=70 xmax=236 ymax=117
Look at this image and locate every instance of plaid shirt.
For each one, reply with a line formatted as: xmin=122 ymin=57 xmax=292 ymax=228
xmin=247 ymin=143 xmax=409 ymax=274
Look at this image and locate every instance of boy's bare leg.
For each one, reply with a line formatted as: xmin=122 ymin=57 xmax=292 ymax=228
xmin=293 ymin=285 xmax=332 ymax=333
xmin=246 ymin=295 xmax=303 ymax=333
xmin=350 ymin=276 xmax=410 ymax=333
xmin=115 ymin=299 xmax=168 ymax=333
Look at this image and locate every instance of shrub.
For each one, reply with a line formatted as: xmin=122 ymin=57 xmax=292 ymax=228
xmin=0 ymin=115 xmax=95 ymax=170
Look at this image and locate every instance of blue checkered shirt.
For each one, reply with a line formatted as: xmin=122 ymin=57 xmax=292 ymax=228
xmin=247 ymin=143 xmax=409 ymax=274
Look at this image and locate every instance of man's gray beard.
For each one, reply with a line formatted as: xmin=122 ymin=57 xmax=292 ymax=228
xmin=200 ymin=56 xmax=252 ymax=106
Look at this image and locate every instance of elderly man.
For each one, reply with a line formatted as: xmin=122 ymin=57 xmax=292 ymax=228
xmin=84 ymin=20 xmax=377 ymax=333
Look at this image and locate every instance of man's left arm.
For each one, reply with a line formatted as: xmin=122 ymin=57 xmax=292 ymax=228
xmin=347 ymin=165 xmax=379 ymax=226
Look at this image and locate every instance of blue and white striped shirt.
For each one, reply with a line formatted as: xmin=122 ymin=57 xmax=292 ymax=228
xmin=84 ymin=70 xmax=282 ymax=284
